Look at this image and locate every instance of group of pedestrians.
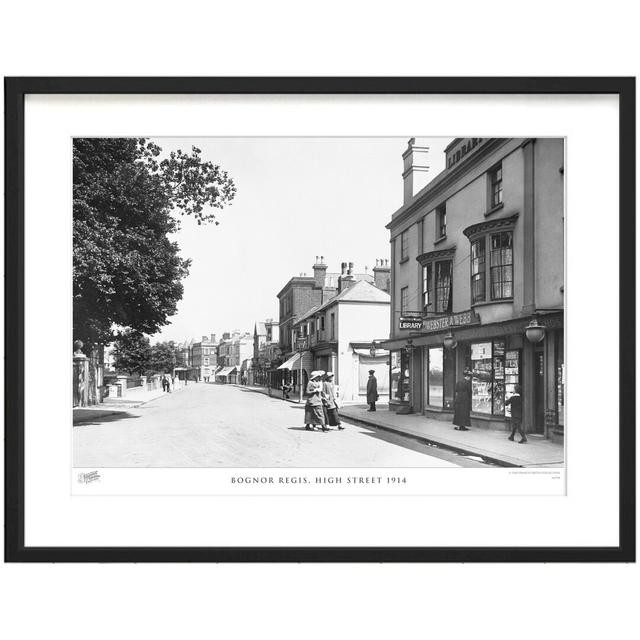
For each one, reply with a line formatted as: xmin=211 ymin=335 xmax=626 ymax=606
xmin=453 ymin=369 xmax=527 ymax=443
xmin=161 ymin=374 xmax=173 ymax=393
xmin=304 ymin=370 xmax=344 ymax=432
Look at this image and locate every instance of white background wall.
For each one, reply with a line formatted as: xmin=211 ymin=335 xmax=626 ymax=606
xmin=1 ymin=5 xmax=637 ymax=640
xmin=337 ymin=303 xmax=390 ymax=400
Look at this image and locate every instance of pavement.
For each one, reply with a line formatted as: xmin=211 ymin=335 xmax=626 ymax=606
xmin=338 ymin=404 xmax=565 ymax=467
xmin=73 ymin=387 xmax=173 ymax=424
xmin=73 ymin=382 xmax=472 ymax=468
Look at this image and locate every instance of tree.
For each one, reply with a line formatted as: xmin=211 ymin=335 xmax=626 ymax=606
xmin=111 ymin=330 xmax=152 ymax=376
xmin=148 ymin=341 xmax=180 ymax=374
xmin=73 ymin=138 xmax=235 ymax=348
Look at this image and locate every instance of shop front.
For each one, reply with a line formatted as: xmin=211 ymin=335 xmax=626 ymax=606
xmin=384 ymin=311 xmax=564 ymax=437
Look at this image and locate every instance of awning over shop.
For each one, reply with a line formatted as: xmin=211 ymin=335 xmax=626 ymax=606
xmin=277 ymin=353 xmax=301 ymax=370
xmin=216 ymin=366 xmax=237 ymax=377
xmin=352 ymin=347 xmax=389 ymax=357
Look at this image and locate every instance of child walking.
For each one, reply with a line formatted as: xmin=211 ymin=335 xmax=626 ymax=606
xmin=505 ymin=384 xmax=527 ymax=443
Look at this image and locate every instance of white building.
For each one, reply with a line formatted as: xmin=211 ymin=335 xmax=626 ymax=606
xmin=289 ymin=262 xmax=391 ymax=403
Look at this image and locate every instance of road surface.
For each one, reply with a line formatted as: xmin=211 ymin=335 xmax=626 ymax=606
xmin=73 ymin=383 xmax=474 ymax=468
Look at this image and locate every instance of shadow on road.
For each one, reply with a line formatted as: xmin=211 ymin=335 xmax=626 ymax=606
xmin=74 ymin=412 xmax=140 ymax=427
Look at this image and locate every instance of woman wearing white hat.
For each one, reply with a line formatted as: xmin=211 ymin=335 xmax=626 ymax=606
xmin=323 ymin=372 xmax=343 ymax=430
xmin=304 ymin=371 xmax=328 ymax=432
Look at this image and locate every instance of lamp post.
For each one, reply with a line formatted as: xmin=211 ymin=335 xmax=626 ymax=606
xmin=525 ymin=315 xmax=545 ymax=343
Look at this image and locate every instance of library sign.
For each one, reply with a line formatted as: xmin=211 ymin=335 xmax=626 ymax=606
xmin=422 ymin=310 xmax=480 ymax=333
xmin=399 ymin=316 xmax=424 ymax=330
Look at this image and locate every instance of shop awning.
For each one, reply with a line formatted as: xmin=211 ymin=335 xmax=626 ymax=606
xmin=352 ymin=347 xmax=389 ymax=357
xmin=277 ymin=353 xmax=301 ymax=370
xmin=216 ymin=366 xmax=237 ymax=377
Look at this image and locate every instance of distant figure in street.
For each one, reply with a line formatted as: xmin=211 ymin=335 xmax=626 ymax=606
xmin=366 ymin=370 xmax=378 ymax=412
xmin=323 ymin=372 xmax=344 ymax=430
xmin=161 ymin=374 xmax=169 ymax=392
xmin=305 ymin=371 xmax=328 ymax=432
xmin=453 ymin=369 xmax=472 ymax=431
xmin=282 ymin=378 xmax=292 ymax=400
xmin=506 ymin=384 xmax=527 ymax=443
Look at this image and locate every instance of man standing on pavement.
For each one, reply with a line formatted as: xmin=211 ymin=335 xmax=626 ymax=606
xmin=366 ymin=369 xmax=378 ymax=412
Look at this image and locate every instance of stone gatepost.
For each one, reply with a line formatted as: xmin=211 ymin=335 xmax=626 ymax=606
xmin=73 ymin=340 xmax=89 ymax=407
xmin=116 ymin=375 xmax=129 ymax=398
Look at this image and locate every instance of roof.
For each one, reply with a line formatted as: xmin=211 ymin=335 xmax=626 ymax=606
xmin=292 ymin=280 xmax=390 ymax=325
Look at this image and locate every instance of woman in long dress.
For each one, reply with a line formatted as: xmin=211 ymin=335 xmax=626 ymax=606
xmin=322 ymin=372 xmax=343 ymax=430
xmin=453 ymin=370 xmax=472 ymax=431
xmin=305 ymin=371 xmax=328 ymax=432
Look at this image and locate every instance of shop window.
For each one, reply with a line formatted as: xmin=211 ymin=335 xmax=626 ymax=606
xmin=427 ymin=347 xmax=443 ymax=408
xmin=435 ymin=261 xmax=453 ymax=314
xmin=504 ymin=348 xmax=521 ymax=418
xmin=400 ymin=286 xmax=409 ymax=314
xmin=471 ymin=342 xmax=493 ymax=414
xmin=436 ymin=204 xmax=447 ymax=239
xmin=489 ymin=164 xmax=503 ymax=208
xmin=470 ymin=238 xmax=486 ymax=303
xmin=425 ymin=346 xmax=456 ymax=410
xmin=470 ymin=340 xmax=520 ymax=416
xmin=422 ymin=263 xmax=433 ymax=312
xmin=490 ymin=231 xmax=513 ymax=299
xmin=390 ymin=350 xmax=411 ymax=402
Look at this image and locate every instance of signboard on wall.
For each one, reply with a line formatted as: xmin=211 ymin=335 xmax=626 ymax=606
xmin=399 ymin=316 xmax=424 ymax=330
xmin=423 ymin=310 xmax=480 ymax=333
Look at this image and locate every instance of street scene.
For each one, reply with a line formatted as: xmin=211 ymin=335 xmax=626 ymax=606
xmin=74 ymin=382 xmax=482 ymax=468
xmin=73 ymin=136 xmax=565 ymax=470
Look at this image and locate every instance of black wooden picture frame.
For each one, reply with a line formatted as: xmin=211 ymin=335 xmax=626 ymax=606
xmin=4 ymin=77 xmax=635 ymax=562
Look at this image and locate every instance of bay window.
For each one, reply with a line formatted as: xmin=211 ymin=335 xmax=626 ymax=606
xmin=490 ymin=231 xmax=513 ymax=300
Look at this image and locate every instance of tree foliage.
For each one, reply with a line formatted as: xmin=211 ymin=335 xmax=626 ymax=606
xmin=148 ymin=341 xmax=180 ymax=374
xmin=73 ymin=138 xmax=235 ymax=347
xmin=111 ymin=330 xmax=152 ymax=376
xmin=111 ymin=333 xmax=183 ymax=376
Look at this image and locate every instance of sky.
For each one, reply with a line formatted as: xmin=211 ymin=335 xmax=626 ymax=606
xmin=151 ymin=136 xmax=453 ymax=344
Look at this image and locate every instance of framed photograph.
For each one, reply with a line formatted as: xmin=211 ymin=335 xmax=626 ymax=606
xmin=5 ymin=77 xmax=635 ymax=562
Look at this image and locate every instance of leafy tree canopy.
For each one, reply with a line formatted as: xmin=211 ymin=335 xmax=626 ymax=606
xmin=73 ymin=138 xmax=235 ymax=348
xmin=111 ymin=330 xmax=152 ymax=376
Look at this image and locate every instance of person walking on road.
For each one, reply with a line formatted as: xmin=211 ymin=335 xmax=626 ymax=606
xmin=305 ymin=371 xmax=328 ymax=432
xmin=453 ymin=369 xmax=472 ymax=431
xmin=161 ymin=374 xmax=169 ymax=393
xmin=506 ymin=384 xmax=527 ymax=443
xmin=322 ymin=372 xmax=344 ymax=430
xmin=366 ymin=370 xmax=378 ymax=412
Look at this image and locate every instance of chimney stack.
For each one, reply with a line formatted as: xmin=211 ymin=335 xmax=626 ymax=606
xmin=402 ymin=137 xmax=430 ymax=204
xmin=313 ymin=255 xmax=328 ymax=288
xmin=210 ymin=334 xmax=217 ymax=343
xmin=373 ymin=257 xmax=391 ymax=292
xmin=339 ymin=260 xmax=357 ymax=292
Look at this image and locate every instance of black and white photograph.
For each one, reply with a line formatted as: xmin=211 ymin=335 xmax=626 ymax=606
xmin=72 ymin=136 xmax=565 ymax=475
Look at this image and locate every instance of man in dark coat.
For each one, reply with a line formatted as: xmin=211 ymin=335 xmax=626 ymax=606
xmin=366 ymin=370 xmax=378 ymax=411
xmin=453 ymin=370 xmax=472 ymax=431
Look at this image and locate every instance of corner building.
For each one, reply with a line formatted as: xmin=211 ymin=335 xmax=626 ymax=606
xmin=384 ymin=138 xmax=564 ymax=440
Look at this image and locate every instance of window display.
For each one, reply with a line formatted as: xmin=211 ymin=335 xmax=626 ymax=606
xmin=470 ymin=340 xmax=519 ymax=416
xmin=504 ymin=349 xmax=520 ymax=418
xmin=471 ymin=342 xmax=493 ymax=414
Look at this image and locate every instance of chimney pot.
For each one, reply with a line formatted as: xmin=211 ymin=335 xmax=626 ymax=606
xmin=403 ymin=138 xmax=430 ymax=204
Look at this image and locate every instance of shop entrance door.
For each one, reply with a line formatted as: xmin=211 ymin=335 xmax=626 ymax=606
xmin=532 ymin=349 xmax=545 ymax=434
